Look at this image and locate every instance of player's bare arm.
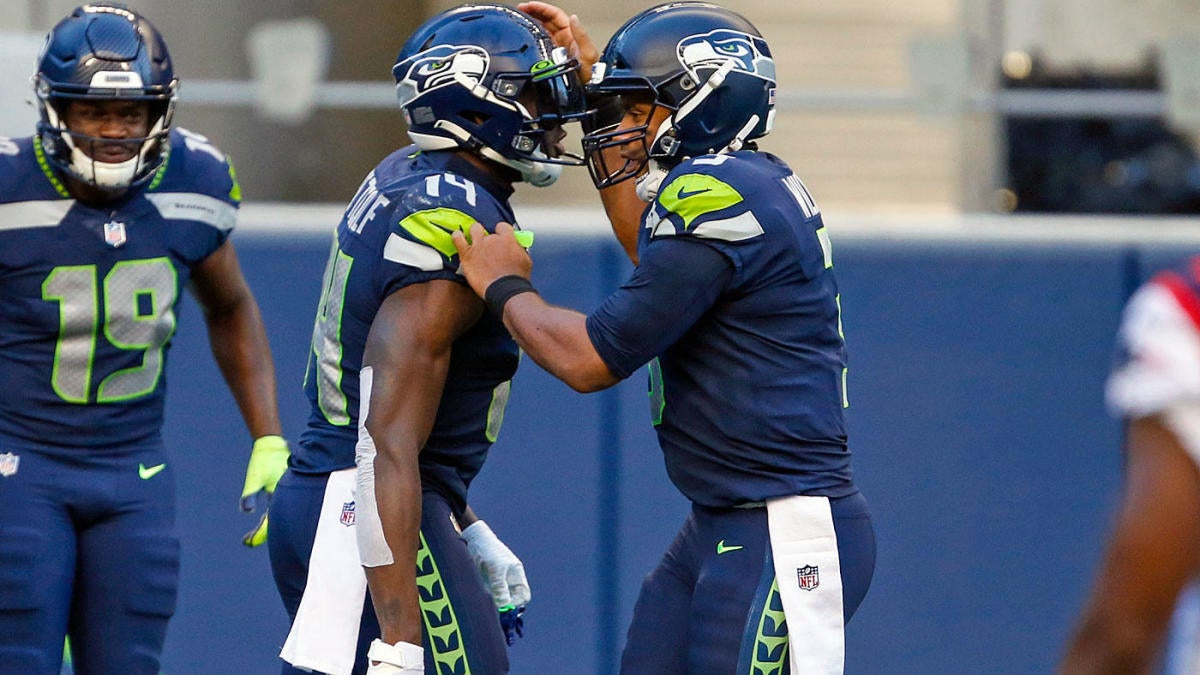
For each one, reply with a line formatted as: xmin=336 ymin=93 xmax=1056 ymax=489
xmin=452 ymin=222 xmax=617 ymax=392
xmin=189 ymin=239 xmax=282 ymax=439
xmin=360 ymin=279 xmax=484 ymax=647
xmin=1061 ymin=415 xmax=1200 ymax=674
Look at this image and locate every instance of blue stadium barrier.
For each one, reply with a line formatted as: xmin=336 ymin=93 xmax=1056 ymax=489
xmin=155 ymin=215 xmax=1198 ymax=674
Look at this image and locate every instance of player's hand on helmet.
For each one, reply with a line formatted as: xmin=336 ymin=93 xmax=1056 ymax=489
xmin=518 ymin=2 xmax=598 ymax=81
xmin=240 ymin=435 xmax=290 ymax=547
xmin=461 ymin=520 xmax=530 ymax=643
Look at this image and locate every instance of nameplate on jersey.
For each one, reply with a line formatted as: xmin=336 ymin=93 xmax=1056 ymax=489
xmin=0 ymin=199 xmax=73 ymax=231
xmin=146 ymin=193 xmax=236 ymax=231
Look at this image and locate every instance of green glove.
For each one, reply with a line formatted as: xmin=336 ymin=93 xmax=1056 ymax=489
xmin=240 ymin=435 xmax=290 ymax=547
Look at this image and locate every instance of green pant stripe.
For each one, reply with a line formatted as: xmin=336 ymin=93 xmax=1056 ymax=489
xmin=750 ymin=578 xmax=789 ymax=674
xmin=416 ymin=531 xmax=470 ymax=673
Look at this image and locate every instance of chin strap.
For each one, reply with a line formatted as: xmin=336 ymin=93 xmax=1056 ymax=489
xmin=414 ymin=122 xmax=562 ymax=188
xmin=635 ymin=161 xmax=668 ymax=202
xmin=42 ymin=96 xmax=168 ymax=190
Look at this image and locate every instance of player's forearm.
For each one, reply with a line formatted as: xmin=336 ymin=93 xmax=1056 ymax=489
xmin=364 ymin=443 xmax=423 ymax=646
xmin=501 ymin=292 xmax=618 ymax=393
xmin=205 ymin=300 xmax=282 ymax=439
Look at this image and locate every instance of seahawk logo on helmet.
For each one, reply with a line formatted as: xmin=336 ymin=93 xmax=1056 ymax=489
xmin=390 ymin=3 xmax=588 ymax=188
xmin=396 ymin=45 xmax=490 ymax=111
xmin=677 ymin=29 xmax=774 ymax=81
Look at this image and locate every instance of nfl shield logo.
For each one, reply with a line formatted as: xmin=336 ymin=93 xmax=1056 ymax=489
xmin=340 ymin=501 xmax=356 ymax=526
xmin=104 ymin=221 xmax=127 ymax=248
xmin=797 ymin=564 xmax=820 ymax=591
xmin=0 ymin=452 xmax=19 ymax=477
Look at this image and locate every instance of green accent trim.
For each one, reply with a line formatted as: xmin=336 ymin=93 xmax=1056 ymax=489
xmin=647 ymin=357 xmax=665 ymax=426
xmin=312 ymin=245 xmax=354 ymax=427
xmin=514 ymin=230 xmax=534 ymax=249
xmin=33 ymin=136 xmax=70 ymax=198
xmin=751 ymin=578 xmax=789 ymax=674
xmin=530 ymin=59 xmax=573 ymax=82
xmin=226 ymin=155 xmax=242 ymax=203
xmin=485 ymin=379 xmax=511 ymax=443
xmin=835 ymin=294 xmax=844 ymax=339
xmin=97 ymin=258 xmax=178 ymax=402
xmin=416 ymin=531 xmax=471 ymax=673
xmin=138 ymin=462 xmax=166 ymax=480
xmin=716 ymin=539 xmax=744 ymax=555
xmin=658 ymin=173 xmax=743 ymax=230
xmin=146 ymin=145 xmax=170 ymax=191
xmin=400 ymin=208 xmax=478 ymax=257
xmin=816 ymin=226 xmax=834 ymax=269
xmin=842 ymin=366 xmax=850 ymax=409
xmin=42 ymin=265 xmax=98 ymax=404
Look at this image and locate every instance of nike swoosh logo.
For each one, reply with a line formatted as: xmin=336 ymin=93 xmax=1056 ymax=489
xmin=716 ymin=539 xmax=744 ymax=555
xmin=676 ymin=186 xmax=711 ymax=200
xmin=139 ymin=463 xmax=166 ymax=480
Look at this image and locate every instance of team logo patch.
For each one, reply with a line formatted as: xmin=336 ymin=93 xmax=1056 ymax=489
xmin=0 ymin=452 xmax=19 ymax=477
xmin=340 ymin=500 xmax=356 ymax=526
xmin=797 ymin=564 xmax=820 ymax=591
xmin=103 ymin=221 xmax=127 ymax=248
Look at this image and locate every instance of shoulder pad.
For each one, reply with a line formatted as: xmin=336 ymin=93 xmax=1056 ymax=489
xmin=651 ymin=157 xmax=763 ymax=242
xmin=155 ymin=128 xmax=240 ymax=204
xmin=383 ymin=171 xmax=514 ymax=272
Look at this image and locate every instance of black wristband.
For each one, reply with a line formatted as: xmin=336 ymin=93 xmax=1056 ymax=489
xmin=484 ymin=275 xmax=538 ymax=318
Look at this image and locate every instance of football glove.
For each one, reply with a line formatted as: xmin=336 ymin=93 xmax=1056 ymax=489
xmin=461 ymin=519 xmax=530 ymax=643
xmin=240 ymin=435 xmax=290 ymax=547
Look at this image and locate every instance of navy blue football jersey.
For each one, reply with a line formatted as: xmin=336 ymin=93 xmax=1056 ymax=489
xmin=0 ymin=129 xmax=238 ymax=450
xmin=587 ymin=151 xmax=854 ymax=507
xmin=295 ymin=147 xmax=522 ymax=513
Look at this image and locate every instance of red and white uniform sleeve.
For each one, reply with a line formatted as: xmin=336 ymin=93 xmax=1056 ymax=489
xmin=1106 ymin=281 xmax=1200 ymax=463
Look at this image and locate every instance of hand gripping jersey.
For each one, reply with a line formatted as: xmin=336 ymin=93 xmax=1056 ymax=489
xmin=586 ymin=151 xmax=855 ymax=507
xmin=1107 ymin=256 xmax=1200 ymax=462
xmin=296 ymin=147 xmax=522 ymax=513
xmin=0 ymin=130 xmax=238 ymax=450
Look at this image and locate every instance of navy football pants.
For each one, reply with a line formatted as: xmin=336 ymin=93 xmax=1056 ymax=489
xmin=269 ymin=470 xmax=509 ymax=674
xmin=0 ymin=439 xmax=178 ymax=675
xmin=621 ymin=491 xmax=875 ymax=674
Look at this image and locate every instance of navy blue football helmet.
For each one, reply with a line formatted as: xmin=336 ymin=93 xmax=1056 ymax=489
xmin=392 ymin=3 xmax=587 ymax=187
xmin=582 ymin=2 xmax=776 ymax=189
xmin=35 ymin=3 xmax=177 ymax=191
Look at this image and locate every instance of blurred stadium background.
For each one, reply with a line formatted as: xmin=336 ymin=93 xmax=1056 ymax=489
xmin=5 ymin=1 xmax=1200 ymax=673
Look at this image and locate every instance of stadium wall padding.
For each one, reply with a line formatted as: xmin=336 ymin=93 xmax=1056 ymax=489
xmin=157 ymin=230 xmax=1194 ymax=674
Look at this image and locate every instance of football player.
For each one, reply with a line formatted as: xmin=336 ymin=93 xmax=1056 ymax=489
xmin=454 ymin=2 xmax=876 ymax=672
xmin=265 ymin=4 xmax=586 ymax=674
xmin=0 ymin=4 xmax=288 ymax=674
xmin=1062 ymin=257 xmax=1200 ymax=674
